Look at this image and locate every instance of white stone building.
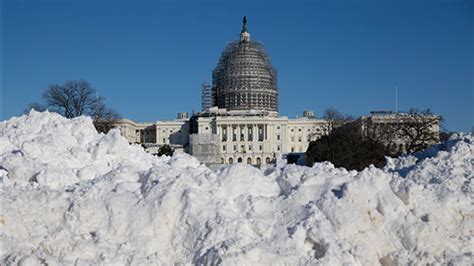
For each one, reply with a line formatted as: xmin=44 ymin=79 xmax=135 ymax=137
xmin=188 ymin=108 xmax=326 ymax=164
xmin=358 ymin=111 xmax=440 ymax=154
xmin=114 ymin=119 xmax=155 ymax=144
xmin=114 ymin=116 xmax=190 ymax=154
xmin=114 ymin=108 xmax=327 ymax=165
xmin=113 ymin=17 xmax=329 ymax=165
xmin=113 ymin=18 xmax=440 ymax=165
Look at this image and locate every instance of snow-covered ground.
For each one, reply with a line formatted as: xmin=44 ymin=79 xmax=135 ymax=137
xmin=1 ymin=111 xmax=472 ymax=265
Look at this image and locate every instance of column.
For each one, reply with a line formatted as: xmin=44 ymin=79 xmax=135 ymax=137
xmin=263 ymin=124 xmax=268 ymax=140
xmin=243 ymin=124 xmax=248 ymax=143
xmin=252 ymin=124 xmax=256 ymax=142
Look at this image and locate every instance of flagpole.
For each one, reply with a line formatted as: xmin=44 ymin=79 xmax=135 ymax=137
xmin=395 ymin=86 xmax=398 ymax=113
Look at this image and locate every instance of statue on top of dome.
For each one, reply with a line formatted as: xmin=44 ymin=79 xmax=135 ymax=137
xmin=242 ymin=16 xmax=247 ymax=32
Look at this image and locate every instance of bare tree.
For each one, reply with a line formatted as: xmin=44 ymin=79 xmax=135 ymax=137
xmin=399 ymin=109 xmax=441 ymax=153
xmin=91 ymin=100 xmax=121 ymax=133
xmin=322 ymin=107 xmax=353 ymax=134
xmin=364 ymin=109 xmax=441 ymax=154
xmin=26 ymin=79 xmax=120 ymax=133
xmin=42 ymin=80 xmax=100 ymax=118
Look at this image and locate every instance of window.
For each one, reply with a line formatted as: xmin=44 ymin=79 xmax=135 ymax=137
xmin=162 ymin=138 xmax=166 ymax=143
xmin=223 ymin=145 xmax=226 ymax=151
xmin=259 ymin=145 xmax=263 ymax=151
xmin=277 ymin=135 xmax=280 ymax=140
xmin=298 ymin=128 xmax=302 ymax=132
xmin=205 ymin=127 xmax=209 ymax=130
xmin=277 ymin=145 xmax=280 ymax=151
xmin=248 ymin=144 xmax=252 ymax=151
xmin=291 ymin=147 xmax=295 ymax=152
xmin=277 ymin=126 xmax=280 ymax=130
xmin=247 ymin=158 xmax=252 ymax=164
xmin=222 ymin=127 xmax=227 ymax=142
xmin=291 ymin=128 xmax=294 ymax=132
xmin=298 ymin=137 xmax=302 ymax=142
xmin=233 ymin=145 xmax=237 ymax=151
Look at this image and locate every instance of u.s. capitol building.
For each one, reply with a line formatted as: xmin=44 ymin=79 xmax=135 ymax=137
xmin=115 ymin=17 xmax=328 ymax=165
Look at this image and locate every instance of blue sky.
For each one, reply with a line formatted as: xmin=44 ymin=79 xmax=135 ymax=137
xmin=2 ymin=0 xmax=473 ymax=132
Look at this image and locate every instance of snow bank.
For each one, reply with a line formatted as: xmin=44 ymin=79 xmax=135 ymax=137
xmin=1 ymin=111 xmax=473 ymax=265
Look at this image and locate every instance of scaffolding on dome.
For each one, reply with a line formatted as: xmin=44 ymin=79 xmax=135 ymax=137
xmin=211 ymin=18 xmax=279 ymax=114
xmin=201 ymin=83 xmax=213 ymax=111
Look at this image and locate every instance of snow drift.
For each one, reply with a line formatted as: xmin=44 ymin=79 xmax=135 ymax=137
xmin=1 ymin=111 xmax=472 ymax=265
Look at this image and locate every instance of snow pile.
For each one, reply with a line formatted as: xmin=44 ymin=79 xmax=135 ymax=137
xmin=1 ymin=111 xmax=473 ymax=265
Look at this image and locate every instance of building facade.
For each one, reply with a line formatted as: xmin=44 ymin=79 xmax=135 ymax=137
xmin=358 ymin=111 xmax=440 ymax=154
xmin=115 ymin=108 xmax=326 ymax=165
xmin=187 ymin=108 xmax=326 ymax=164
xmin=114 ymin=17 xmax=328 ymax=165
xmin=113 ymin=18 xmax=440 ymax=165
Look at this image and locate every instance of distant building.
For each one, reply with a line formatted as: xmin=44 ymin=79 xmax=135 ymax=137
xmin=114 ymin=119 xmax=156 ymax=144
xmin=114 ymin=116 xmax=189 ymax=154
xmin=189 ymin=108 xmax=326 ymax=164
xmin=358 ymin=111 xmax=441 ymax=154
xmin=114 ymin=18 xmax=327 ymax=165
xmin=114 ymin=18 xmax=440 ymax=165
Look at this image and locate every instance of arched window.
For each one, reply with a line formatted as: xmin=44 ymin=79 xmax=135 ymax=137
xmin=237 ymin=157 xmax=243 ymax=163
xmin=229 ymin=158 xmax=234 ymax=164
xmin=247 ymin=157 xmax=252 ymax=164
xmin=265 ymin=157 xmax=271 ymax=164
xmin=256 ymin=157 xmax=261 ymax=165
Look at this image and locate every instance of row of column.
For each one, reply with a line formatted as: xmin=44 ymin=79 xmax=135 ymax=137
xmin=218 ymin=124 xmax=269 ymax=143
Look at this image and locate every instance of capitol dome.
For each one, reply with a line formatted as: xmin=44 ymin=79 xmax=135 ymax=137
xmin=212 ymin=17 xmax=278 ymax=113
